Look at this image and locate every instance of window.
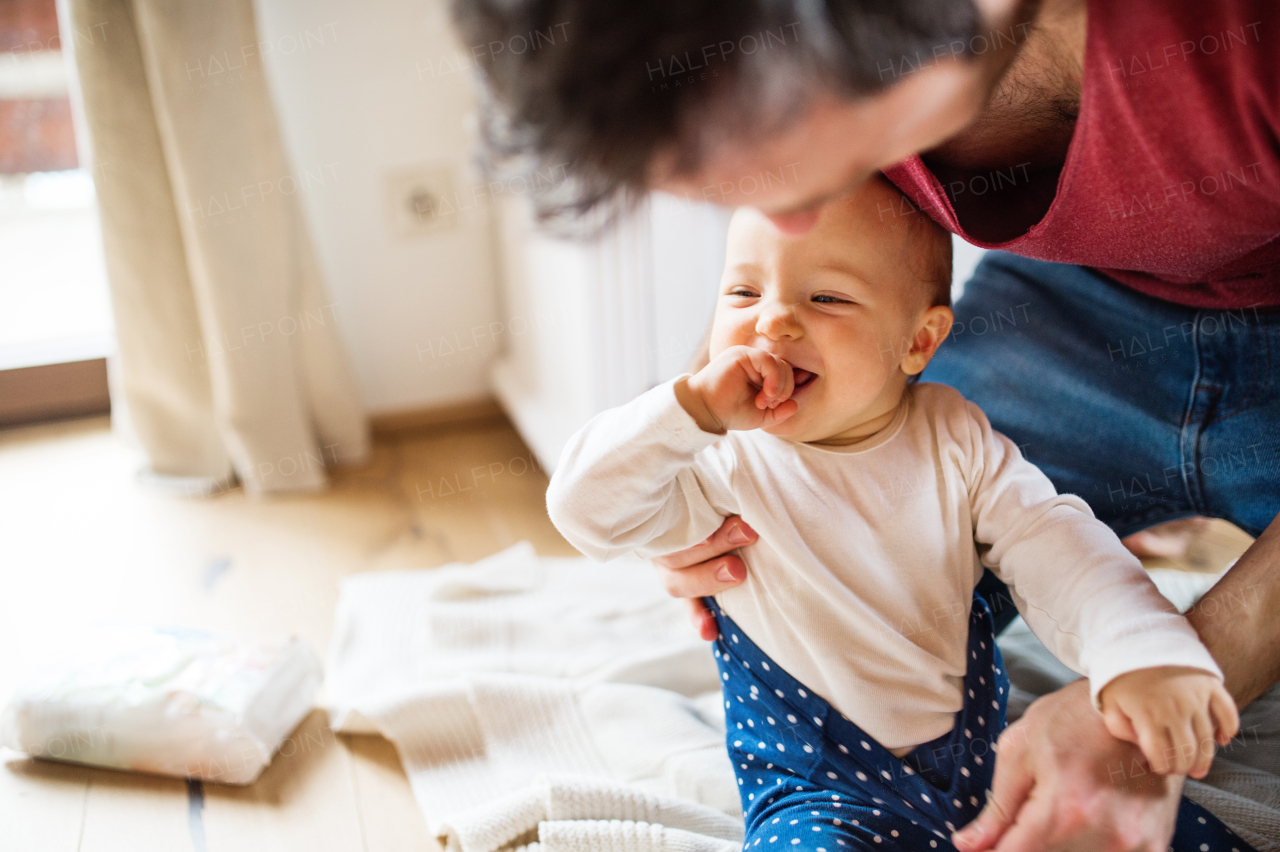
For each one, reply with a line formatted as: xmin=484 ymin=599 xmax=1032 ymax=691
xmin=0 ymin=0 xmax=112 ymax=426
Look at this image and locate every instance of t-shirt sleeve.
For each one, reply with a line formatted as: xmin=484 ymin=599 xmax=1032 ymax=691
xmin=959 ymin=398 xmax=1222 ymax=704
xmin=546 ymin=378 xmax=739 ymax=562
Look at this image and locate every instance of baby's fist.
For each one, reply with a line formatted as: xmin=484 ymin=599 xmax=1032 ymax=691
xmin=1099 ymin=666 xmax=1239 ymax=778
xmin=677 ymin=346 xmax=798 ymax=433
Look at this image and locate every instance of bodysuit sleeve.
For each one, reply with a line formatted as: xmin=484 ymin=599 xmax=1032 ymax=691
xmin=546 ymin=378 xmax=739 ymax=563
xmin=960 ymin=400 xmax=1222 ymax=705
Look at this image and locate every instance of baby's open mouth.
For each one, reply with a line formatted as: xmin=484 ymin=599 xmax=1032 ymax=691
xmin=792 ymin=368 xmax=817 ymax=389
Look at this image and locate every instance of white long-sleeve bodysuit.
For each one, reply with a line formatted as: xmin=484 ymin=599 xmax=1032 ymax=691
xmin=547 ymin=380 xmax=1222 ymax=752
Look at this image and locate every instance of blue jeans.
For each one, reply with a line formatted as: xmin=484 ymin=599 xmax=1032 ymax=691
xmin=924 ymin=252 xmax=1279 ymax=539
xmin=925 ymin=253 xmax=1280 ymax=631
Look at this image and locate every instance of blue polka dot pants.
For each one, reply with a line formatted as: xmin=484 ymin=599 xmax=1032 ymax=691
xmin=707 ymin=593 xmax=1256 ymax=852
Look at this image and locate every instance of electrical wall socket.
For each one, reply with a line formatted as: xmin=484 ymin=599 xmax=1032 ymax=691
xmin=385 ymin=164 xmax=459 ymax=237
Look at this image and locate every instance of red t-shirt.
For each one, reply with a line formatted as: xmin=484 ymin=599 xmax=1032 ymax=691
xmin=884 ymin=0 xmax=1280 ymax=309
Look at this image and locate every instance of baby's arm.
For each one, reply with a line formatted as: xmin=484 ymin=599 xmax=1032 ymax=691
xmin=959 ymin=398 xmax=1234 ymax=776
xmin=548 ymin=346 xmax=795 ymax=561
xmin=1098 ymin=666 xmax=1238 ymax=778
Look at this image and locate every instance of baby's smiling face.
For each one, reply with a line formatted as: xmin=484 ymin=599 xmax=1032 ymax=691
xmin=708 ymin=178 xmax=953 ymax=444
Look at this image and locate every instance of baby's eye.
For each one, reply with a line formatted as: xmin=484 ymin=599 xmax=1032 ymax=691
xmin=812 ymin=294 xmax=851 ymax=304
xmin=728 ymin=289 xmax=759 ymax=298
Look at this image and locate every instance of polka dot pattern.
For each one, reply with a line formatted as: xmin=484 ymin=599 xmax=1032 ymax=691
xmin=708 ymin=594 xmax=1253 ymax=852
xmin=713 ymin=594 xmax=1006 ymax=850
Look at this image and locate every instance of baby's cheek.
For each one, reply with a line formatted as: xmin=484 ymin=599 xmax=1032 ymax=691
xmin=870 ymin=328 xmax=912 ymax=368
xmin=708 ymin=315 xmax=753 ymax=359
xmin=836 ymin=341 xmax=896 ymax=389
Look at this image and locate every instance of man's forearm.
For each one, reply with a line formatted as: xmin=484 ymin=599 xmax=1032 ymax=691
xmin=1185 ymin=511 xmax=1280 ymax=707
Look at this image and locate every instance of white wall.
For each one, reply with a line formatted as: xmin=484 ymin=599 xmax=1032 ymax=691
xmin=491 ymin=194 xmax=731 ymax=471
xmin=951 ymin=234 xmax=986 ymax=302
xmin=251 ymin=0 xmax=990 ymax=425
xmin=254 ymin=0 xmax=500 ymax=415
xmin=648 ymin=194 xmax=734 ymax=379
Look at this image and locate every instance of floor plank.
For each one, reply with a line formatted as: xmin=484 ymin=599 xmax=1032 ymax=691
xmin=0 ymin=756 xmax=90 ymax=852
xmin=347 ymin=735 xmax=439 ymax=852
xmin=78 ymin=767 xmax=190 ymax=852
xmin=0 ymin=414 xmax=573 ymax=851
xmin=201 ymin=711 xmax=365 ymax=852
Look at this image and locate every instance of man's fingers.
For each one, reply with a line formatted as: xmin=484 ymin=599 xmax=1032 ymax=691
xmin=652 ymin=516 xmax=757 ymax=570
xmin=988 ymin=793 xmax=1059 ymax=852
xmin=656 ymin=554 xmax=746 ymax=598
xmin=953 ymin=789 xmax=1025 ymax=852
xmin=953 ymin=740 xmax=1033 ymax=852
xmin=683 ymin=597 xmax=719 ymax=641
xmin=969 ymin=679 xmax=1184 ymax=852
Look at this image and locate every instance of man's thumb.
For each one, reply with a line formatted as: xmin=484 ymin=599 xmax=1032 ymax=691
xmin=952 ymin=755 xmax=1032 ymax=852
xmin=952 ymin=802 xmax=1010 ymax=852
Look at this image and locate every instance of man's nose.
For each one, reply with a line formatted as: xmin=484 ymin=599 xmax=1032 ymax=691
xmin=755 ymin=302 xmax=802 ymax=340
xmin=765 ymin=208 xmax=821 ymax=234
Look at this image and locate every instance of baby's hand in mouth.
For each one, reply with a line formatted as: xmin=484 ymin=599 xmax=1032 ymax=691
xmin=791 ymin=368 xmax=817 ymax=393
xmin=677 ymin=346 xmax=802 ymax=433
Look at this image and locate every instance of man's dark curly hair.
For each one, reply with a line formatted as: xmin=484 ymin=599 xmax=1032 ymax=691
xmin=451 ymin=0 xmax=983 ymax=228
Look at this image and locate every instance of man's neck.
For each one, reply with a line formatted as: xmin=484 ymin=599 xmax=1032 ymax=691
xmin=927 ymin=0 xmax=1087 ymax=174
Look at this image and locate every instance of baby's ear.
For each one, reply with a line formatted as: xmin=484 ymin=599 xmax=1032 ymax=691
xmin=901 ymin=306 xmax=954 ymax=376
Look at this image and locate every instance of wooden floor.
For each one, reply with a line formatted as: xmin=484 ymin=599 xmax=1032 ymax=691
xmin=0 ymin=414 xmax=576 ymax=852
xmin=0 ymin=415 xmax=1254 ymax=851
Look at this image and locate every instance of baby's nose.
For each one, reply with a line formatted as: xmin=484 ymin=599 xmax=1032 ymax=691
xmin=756 ymin=305 xmax=802 ymax=339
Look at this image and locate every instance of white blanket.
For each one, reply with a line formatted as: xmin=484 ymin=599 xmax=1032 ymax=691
xmin=327 ymin=545 xmax=1280 ymax=851
xmin=326 ymin=543 xmax=743 ymax=852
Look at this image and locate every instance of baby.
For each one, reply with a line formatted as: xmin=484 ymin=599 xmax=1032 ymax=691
xmin=547 ymin=176 xmax=1244 ymax=852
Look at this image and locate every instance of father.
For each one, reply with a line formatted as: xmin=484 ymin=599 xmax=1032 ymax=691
xmin=451 ymin=0 xmax=1280 ymax=849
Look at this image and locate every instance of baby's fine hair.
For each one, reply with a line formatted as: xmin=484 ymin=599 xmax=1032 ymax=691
xmin=908 ymin=206 xmax=954 ymax=309
xmin=863 ymin=173 xmax=953 ymax=309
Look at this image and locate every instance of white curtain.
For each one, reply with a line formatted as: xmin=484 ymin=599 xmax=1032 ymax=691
xmin=59 ymin=0 xmax=368 ymax=495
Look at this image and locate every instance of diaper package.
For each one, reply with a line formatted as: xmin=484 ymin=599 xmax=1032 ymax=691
xmin=1 ymin=625 xmax=322 ymax=784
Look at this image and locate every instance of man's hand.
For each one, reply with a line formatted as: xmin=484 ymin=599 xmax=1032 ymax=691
xmin=675 ymin=345 xmax=798 ymax=434
xmin=652 ymin=516 xmax=756 ymax=640
xmin=1099 ymin=667 xmax=1239 ymax=778
xmin=952 ymin=679 xmax=1183 ymax=852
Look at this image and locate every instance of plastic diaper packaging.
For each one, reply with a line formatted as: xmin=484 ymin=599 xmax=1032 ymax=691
xmin=1 ymin=624 xmax=322 ymax=785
